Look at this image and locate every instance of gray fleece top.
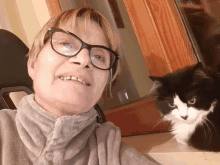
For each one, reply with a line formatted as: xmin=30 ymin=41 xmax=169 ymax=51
xmin=0 ymin=94 xmax=158 ymax=165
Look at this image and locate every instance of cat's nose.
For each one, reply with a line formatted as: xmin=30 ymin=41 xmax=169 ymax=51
xmin=181 ymin=116 xmax=188 ymax=120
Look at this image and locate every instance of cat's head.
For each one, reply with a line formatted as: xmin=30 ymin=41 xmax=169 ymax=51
xmin=149 ymin=62 xmax=219 ymax=124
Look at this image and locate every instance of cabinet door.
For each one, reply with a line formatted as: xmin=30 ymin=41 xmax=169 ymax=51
xmin=106 ymin=0 xmax=197 ymax=136
xmin=46 ymin=0 xmax=197 ymax=136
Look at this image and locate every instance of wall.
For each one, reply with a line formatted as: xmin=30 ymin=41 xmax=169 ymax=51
xmin=117 ymin=0 xmax=153 ymax=98
xmin=0 ymin=0 xmax=51 ymax=106
xmin=1 ymin=0 xmax=50 ymax=47
xmin=0 ymin=2 xmax=12 ymax=31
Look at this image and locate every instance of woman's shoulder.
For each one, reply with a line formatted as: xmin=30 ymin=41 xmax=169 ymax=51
xmin=0 ymin=109 xmax=17 ymax=125
xmin=95 ymin=121 xmax=120 ymax=134
xmin=94 ymin=121 xmax=121 ymax=143
xmin=0 ymin=108 xmax=17 ymax=116
xmin=0 ymin=109 xmax=18 ymax=139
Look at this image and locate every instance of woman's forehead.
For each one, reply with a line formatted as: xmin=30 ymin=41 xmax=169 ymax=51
xmin=59 ymin=19 xmax=108 ymax=47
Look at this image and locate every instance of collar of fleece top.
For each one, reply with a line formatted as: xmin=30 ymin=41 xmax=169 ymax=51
xmin=15 ymin=94 xmax=98 ymax=162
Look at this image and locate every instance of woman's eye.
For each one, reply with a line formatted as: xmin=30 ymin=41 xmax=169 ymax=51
xmin=168 ymin=103 xmax=176 ymax=108
xmin=94 ymin=55 xmax=105 ymax=62
xmin=60 ymin=42 xmax=73 ymax=49
xmin=188 ymin=97 xmax=196 ymax=105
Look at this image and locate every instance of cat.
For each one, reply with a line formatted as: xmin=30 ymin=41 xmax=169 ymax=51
xmin=148 ymin=62 xmax=220 ymax=151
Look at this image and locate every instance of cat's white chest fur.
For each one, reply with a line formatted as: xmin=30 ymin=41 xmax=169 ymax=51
xmin=172 ymin=122 xmax=197 ymax=144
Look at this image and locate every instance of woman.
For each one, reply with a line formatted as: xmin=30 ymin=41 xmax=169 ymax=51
xmin=0 ymin=7 xmax=158 ymax=165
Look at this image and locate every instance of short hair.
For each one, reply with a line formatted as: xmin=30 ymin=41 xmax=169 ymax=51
xmin=27 ymin=7 xmax=121 ymax=98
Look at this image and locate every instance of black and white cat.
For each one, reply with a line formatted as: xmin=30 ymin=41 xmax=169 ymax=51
xmin=149 ymin=62 xmax=220 ymax=151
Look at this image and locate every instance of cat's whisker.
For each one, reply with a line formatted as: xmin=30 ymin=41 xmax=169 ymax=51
xmin=158 ymin=96 xmax=172 ymax=99
xmin=151 ymin=118 xmax=171 ymax=133
xmin=151 ymin=119 xmax=164 ymax=131
xmin=204 ymin=117 xmax=219 ymax=136
xmin=200 ymin=123 xmax=207 ymax=142
xmin=207 ymin=118 xmax=218 ymax=134
xmin=152 ymin=119 xmax=168 ymax=131
xmin=157 ymin=100 xmax=172 ymax=103
xmin=161 ymin=120 xmax=171 ymax=132
xmin=202 ymin=119 xmax=212 ymax=144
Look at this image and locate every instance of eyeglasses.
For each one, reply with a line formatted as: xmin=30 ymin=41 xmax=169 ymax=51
xmin=48 ymin=28 xmax=119 ymax=70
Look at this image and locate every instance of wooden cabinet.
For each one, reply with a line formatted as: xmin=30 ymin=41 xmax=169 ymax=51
xmin=116 ymin=0 xmax=197 ymax=136
xmin=45 ymin=0 xmax=197 ymax=136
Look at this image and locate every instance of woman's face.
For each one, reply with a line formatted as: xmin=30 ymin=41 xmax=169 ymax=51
xmin=28 ymin=19 xmax=109 ymax=116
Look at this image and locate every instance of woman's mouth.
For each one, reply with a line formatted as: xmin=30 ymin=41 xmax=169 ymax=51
xmin=58 ymin=76 xmax=91 ymax=86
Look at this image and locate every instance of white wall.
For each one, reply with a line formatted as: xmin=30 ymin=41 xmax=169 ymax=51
xmin=0 ymin=2 xmax=12 ymax=31
xmin=1 ymin=0 xmax=50 ymax=47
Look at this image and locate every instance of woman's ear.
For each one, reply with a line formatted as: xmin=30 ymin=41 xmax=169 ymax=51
xmin=27 ymin=58 xmax=35 ymax=80
xmin=193 ymin=62 xmax=203 ymax=71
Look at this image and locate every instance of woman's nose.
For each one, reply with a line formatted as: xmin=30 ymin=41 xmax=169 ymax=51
xmin=68 ymin=49 xmax=93 ymax=69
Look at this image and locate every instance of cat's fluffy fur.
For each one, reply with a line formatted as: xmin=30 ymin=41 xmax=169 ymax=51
xmin=149 ymin=62 xmax=220 ymax=151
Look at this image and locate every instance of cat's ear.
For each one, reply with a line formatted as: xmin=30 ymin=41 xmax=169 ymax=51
xmin=193 ymin=62 xmax=203 ymax=71
xmin=193 ymin=62 xmax=210 ymax=81
xmin=149 ymin=76 xmax=163 ymax=82
xmin=148 ymin=76 xmax=163 ymax=98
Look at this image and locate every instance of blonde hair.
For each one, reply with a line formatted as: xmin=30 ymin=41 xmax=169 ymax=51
xmin=27 ymin=7 xmax=121 ymax=98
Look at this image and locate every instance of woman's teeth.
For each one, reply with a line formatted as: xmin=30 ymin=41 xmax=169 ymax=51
xmin=59 ymin=76 xmax=90 ymax=86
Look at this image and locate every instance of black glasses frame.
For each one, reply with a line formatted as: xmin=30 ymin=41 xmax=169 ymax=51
xmin=48 ymin=28 xmax=119 ymax=70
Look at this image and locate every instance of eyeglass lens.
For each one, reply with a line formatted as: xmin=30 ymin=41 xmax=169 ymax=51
xmin=51 ymin=31 xmax=116 ymax=69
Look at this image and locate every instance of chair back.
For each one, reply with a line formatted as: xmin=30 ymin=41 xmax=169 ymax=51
xmin=0 ymin=29 xmax=33 ymax=109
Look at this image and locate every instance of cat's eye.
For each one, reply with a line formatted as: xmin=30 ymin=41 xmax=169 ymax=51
xmin=168 ymin=103 xmax=176 ymax=108
xmin=188 ymin=97 xmax=196 ymax=105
